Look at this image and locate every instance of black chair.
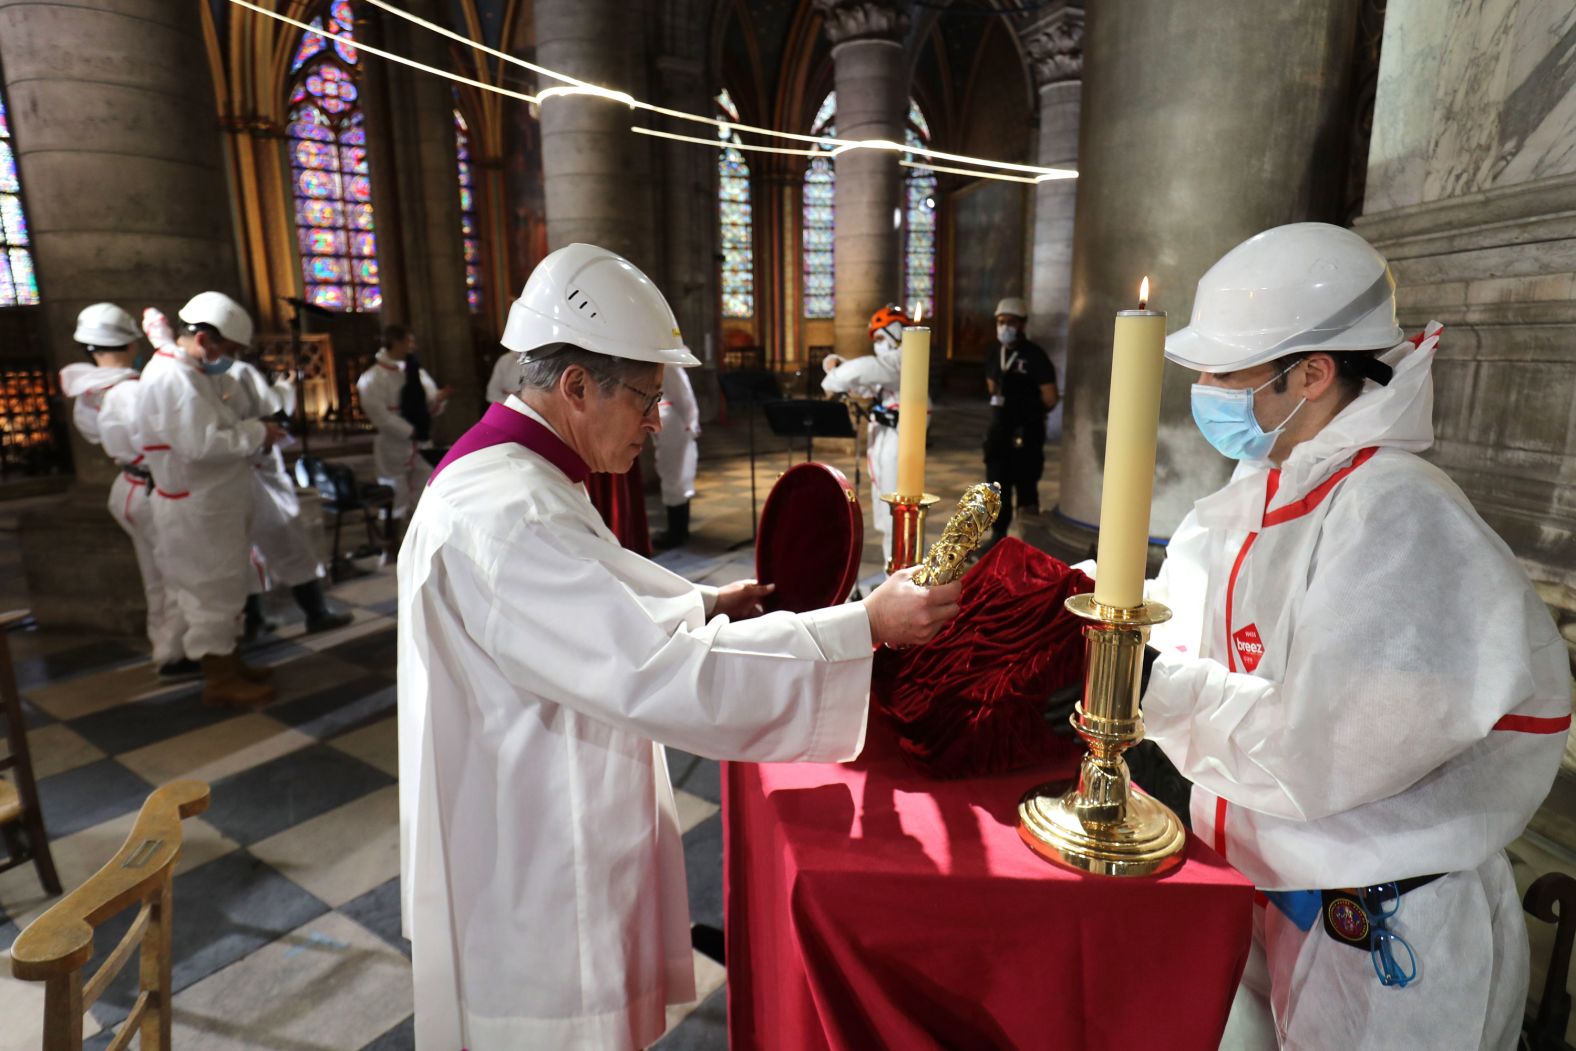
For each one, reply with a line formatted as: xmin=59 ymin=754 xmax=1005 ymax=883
xmin=294 ymin=456 xmax=394 ymax=579
xmin=1524 ymin=871 xmax=1576 ymax=1051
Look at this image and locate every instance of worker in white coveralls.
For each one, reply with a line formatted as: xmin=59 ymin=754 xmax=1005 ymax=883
xmin=58 ymin=304 xmax=194 ymax=679
xmin=821 ymin=303 xmax=912 ymax=565
xmin=651 ymin=357 xmax=699 ymax=549
xmin=484 ymin=347 xmax=524 ymax=404
xmin=355 ymin=323 xmax=450 ymax=536
xmin=223 ymin=357 xmax=353 ymax=637
xmin=139 ymin=292 xmax=284 ymax=709
xmin=397 ymin=242 xmax=962 ymax=1051
xmin=1119 ymin=223 xmax=1569 ymax=1050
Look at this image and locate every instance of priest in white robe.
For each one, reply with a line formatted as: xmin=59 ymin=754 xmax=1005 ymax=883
xmin=398 ymin=242 xmax=961 ymax=1051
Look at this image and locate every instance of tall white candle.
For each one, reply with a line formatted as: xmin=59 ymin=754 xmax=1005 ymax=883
xmin=895 ymin=326 xmax=930 ymax=498
xmin=1093 ymin=285 xmax=1166 ymax=609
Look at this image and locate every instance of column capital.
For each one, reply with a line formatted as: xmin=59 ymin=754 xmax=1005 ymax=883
xmin=1020 ymin=6 xmax=1084 ymax=88
xmin=812 ymin=0 xmax=910 ymax=46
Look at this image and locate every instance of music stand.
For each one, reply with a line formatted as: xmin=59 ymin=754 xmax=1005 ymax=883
xmin=717 ymin=368 xmax=781 ymax=542
xmin=761 ymin=399 xmax=856 ymax=463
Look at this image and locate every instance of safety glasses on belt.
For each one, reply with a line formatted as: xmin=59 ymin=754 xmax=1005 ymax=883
xmin=1361 ymin=883 xmax=1417 ymax=988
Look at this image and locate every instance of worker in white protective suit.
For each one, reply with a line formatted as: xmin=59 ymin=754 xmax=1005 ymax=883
xmin=139 ymin=293 xmax=284 ymax=708
xmin=223 ymin=358 xmax=353 ymax=637
xmin=483 ymin=348 xmax=523 ymax=404
xmin=821 ymin=304 xmax=912 ymax=565
xmin=58 ymin=304 xmax=194 ymax=680
xmin=1123 ymin=223 xmax=1570 ymax=1050
xmin=398 ymin=242 xmax=963 ymax=1051
xmin=355 ymin=323 xmax=450 ymax=536
xmin=651 ymin=358 xmax=699 ymax=549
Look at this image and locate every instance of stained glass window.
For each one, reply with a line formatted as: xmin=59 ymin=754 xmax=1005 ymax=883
xmin=454 ymin=109 xmax=483 ymax=314
xmin=716 ymin=90 xmax=753 ymax=319
xmin=802 ymin=93 xmax=838 ymax=320
xmin=288 ymin=1 xmax=380 ymax=312
xmin=904 ymin=99 xmax=937 ymax=321
xmin=0 ymin=86 xmax=40 ymax=307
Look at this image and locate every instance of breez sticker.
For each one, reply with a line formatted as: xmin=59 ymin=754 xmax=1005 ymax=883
xmin=1232 ymin=624 xmax=1265 ymax=673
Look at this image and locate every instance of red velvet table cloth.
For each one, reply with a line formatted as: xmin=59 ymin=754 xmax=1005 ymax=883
xmin=724 ymin=720 xmax=1255 ymax=1051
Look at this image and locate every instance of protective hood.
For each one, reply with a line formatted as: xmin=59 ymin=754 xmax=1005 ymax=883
xmin=1275 ymin=321 xmax=1442 ymax=497
xmin=59 ymin=363 xmax=138 ymax=398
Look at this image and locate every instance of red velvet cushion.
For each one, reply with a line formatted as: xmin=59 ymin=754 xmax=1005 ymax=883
xmin=756 ymin=462 xmax=863 ymax=614
xmin=873 ymin=538 xmax=1092 ymax=778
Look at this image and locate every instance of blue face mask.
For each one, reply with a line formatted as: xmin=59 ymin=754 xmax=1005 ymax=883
xmin=200 ymin=355 xmax=234 ymax=376
xmin=1190 ymin=363 xmax=1307 ymax=461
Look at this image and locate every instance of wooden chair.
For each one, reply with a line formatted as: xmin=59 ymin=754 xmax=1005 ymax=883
xmin=10 ymin=780 xmax=210 ymax=1051
xmin=1525 ymin=870 xmax=1576 ymax=1051
xmin=0 ymin=608 xmax=60 ymax=896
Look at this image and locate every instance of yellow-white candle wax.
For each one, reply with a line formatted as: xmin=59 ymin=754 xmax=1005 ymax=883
xmin=895 ymin=325 xmax=930 ymax=498
xmin=1093 ymin=308 xmax=1167 ymax=608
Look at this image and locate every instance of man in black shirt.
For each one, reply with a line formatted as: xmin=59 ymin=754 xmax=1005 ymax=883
xmin=982 ymin=297 xmax=1058 ymax=545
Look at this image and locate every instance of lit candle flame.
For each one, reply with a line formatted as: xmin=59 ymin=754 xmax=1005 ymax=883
xmin=913 ymin=302 xmax=924 ymax=324
xmin=1139 ymin=276 xmax=1150 ymax=310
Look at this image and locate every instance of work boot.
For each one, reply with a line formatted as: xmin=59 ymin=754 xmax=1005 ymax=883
xmin=201 ymin=653 xmax=275 ymax=708
xmin=653 ymin=502 xmax=691 ymax=550
xmin=242 ymin=594 xmax=276 ymax=644
xmin=292 ymin=580 xmax=354 ymax=633
xmin=156 ymin=657 xmax=201 ymax=681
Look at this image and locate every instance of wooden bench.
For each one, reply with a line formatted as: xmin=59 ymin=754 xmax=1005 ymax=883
xmin=0 ymin=608 xmax=60 ymax=896
xmin=10 ymin=780 xmax=211 ymax=1051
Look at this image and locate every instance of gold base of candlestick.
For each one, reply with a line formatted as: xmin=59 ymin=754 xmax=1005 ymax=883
xmin=881 ymin=493 xmax=939 ymax=573
xmin=1017 ymin=593 xmax=1186 ymax=877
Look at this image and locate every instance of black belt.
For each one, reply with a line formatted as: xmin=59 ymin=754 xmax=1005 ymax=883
xmin=1321 ymin=874 xmax=1445 ymax=949
xmin=121 ymin=464 xmax=153 ymax=484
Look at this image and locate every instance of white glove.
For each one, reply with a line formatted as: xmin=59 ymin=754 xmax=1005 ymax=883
xmin=822 ymin=354 xmax=843 ymax=374
xmin=142 ymin=308 xmax=176 ymax=350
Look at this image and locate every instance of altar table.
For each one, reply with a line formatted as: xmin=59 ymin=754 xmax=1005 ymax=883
xmin=723 ymin=721 xmax=1255 ymax=1050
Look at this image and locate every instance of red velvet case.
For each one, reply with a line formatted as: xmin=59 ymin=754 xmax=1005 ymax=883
xmin=755 ymin=461 xmax=864 ymax=614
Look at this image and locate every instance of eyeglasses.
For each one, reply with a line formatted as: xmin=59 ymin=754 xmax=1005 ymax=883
xmin=617 ymin=380 xmax=663 ymax=418
xmin=1361 ymin=884 xmax=1417 ymax=988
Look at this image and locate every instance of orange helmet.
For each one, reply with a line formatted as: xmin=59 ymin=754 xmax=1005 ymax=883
xmin=868 ymin=304 xmax=911 ymax=344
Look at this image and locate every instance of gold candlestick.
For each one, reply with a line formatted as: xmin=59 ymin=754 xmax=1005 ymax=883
xmin=1018 ymin=593 xmax=1185 ymax=876
xmin=882 ymin=492 xmax=940 ymax=573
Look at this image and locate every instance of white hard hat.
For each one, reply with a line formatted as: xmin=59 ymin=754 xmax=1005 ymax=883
xmin=73 ymin=303 xmax=139 ymax=348
xmin=177 ymin=291 xmax=254 ymax=347
xmin=994 ymin=297 xmax=1028 ymax=319
xmin=501 ymin=243 xmax=699 ymax=367
xmin=1166 ymin=222 xmax=1403 ymax=373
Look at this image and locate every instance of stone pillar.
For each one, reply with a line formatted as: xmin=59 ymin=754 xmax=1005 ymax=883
xmin=1022 ymin=7 xmax=1083 ymax=441
xmin=0 ymin=0 xmax=241 ymax=633
xmin=1051 ymin=0 xmax=1361 ymax=555
xmin=652 ymin=50 xmax=720 ymax=415
xmin=0 ymin=0 xmax=241 ymax=485
xmin=536 ymin=0 xmax=656 ymax=275
xmin=367 ymin=0 xmax=478 ymax=439
xmin=814 ymin=0 xmax=909 ymax=360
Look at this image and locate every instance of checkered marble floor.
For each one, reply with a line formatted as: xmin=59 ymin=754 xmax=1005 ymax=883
xmin=0 ymin=392 xmax=1052 ymax=1050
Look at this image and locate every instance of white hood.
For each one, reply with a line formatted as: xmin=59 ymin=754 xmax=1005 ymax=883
xmin=59 ymin=363 xmax=138 ymax=398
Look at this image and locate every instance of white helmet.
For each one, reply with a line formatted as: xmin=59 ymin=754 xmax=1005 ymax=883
xmin=1166 ymin=222 xmax=1403 ymax=373
xmin=73 ymin=303 xmax=140 ymax=348
xmin=501 ymin=243 xmax=699 ymax=367
xmin=994 ymin=297 xmax=1028 ymax=320
xmin=177 ymin=291 xmax=254 ymax=347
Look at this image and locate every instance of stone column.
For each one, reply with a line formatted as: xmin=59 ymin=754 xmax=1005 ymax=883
xmin=814 ymin=0 xmax=909 ymax=360
xmin=0 ymin=0 xmax=241 ymax=484
xmin=536 ymin=0 xmax=656 ymax=275
xmin=0 ymin=0 xmax=241 ymax=633
xmin=368 ymin=0 xmax=479 ymax=440
xmin=1050 ymin=0 xmax=1361 ymax=556
xmin=1022 ymin=7 xmax=1083 ymax=441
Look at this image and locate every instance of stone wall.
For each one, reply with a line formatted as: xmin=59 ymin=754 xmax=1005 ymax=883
xmin=1355 ymin=0 xmax=1576 ymax=620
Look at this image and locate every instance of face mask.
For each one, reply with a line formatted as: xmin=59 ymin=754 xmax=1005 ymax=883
xmin=1190 ymin=363 xmax=1307 ymax=461
xmin=873 ymin=332 xmax=900 ymax=363
xmin=997 ymin=324 xmax=1019 ymax=345
xmin=200 ymin=355 xmax=234 ymax=376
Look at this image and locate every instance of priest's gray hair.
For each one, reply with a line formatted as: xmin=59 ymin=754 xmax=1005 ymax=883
xmin=516 ymin=343 xmax=649 ymax=395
